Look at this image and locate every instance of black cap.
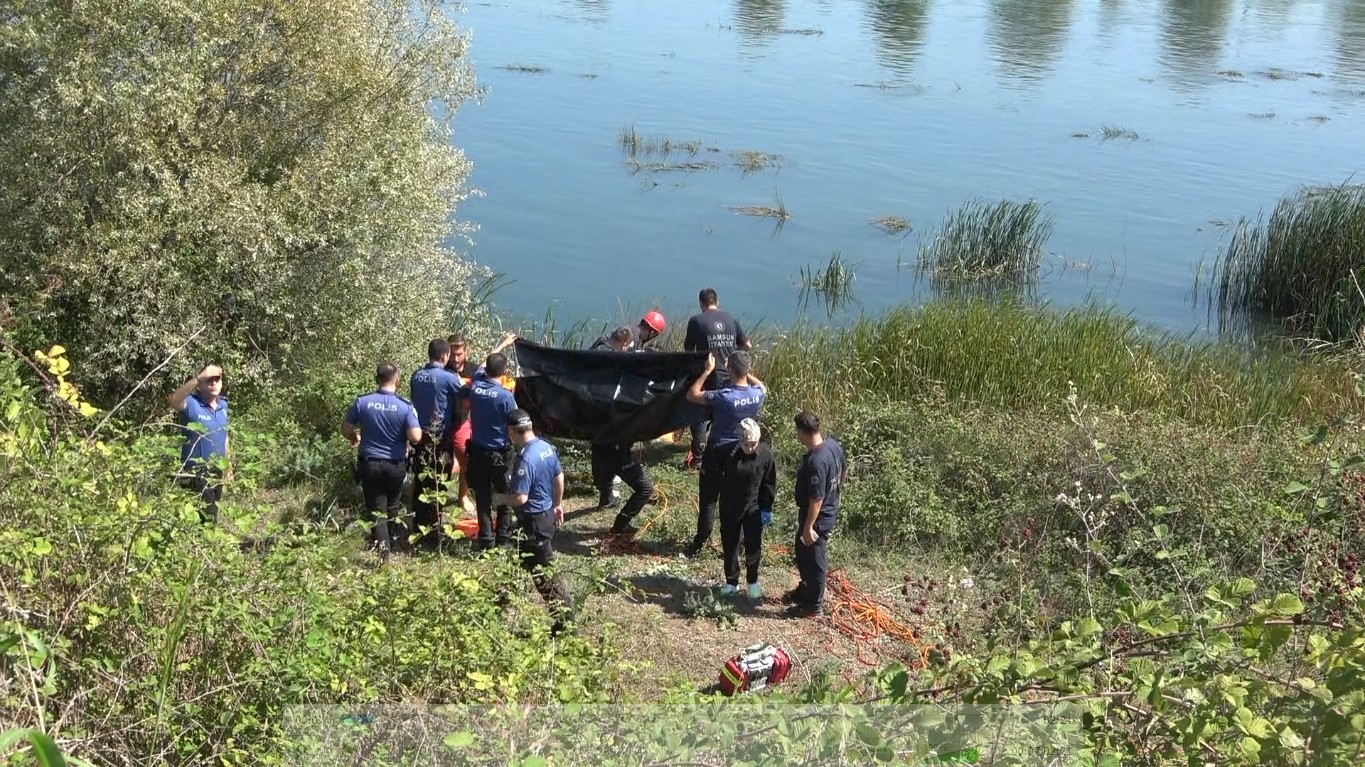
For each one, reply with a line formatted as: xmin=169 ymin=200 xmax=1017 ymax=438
xmin=507 ymin=408 xmax=533 ymax=430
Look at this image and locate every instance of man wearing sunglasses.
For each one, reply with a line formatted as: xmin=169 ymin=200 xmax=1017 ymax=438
xmin=168 ymin=363 xmax=231 ymax=523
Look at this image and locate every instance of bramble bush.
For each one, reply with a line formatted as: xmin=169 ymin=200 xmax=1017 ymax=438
xmin=0 ymin=351 xmax=622 ymax=766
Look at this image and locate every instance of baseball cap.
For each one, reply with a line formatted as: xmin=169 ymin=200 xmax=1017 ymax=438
xmin=507 ymin=409 xmax=533 ymax=430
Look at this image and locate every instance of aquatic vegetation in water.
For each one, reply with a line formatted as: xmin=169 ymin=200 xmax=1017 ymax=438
xmin=870 ymin=215 xmax=911 ymax=235
xmin=761 ymin=26 xmax=824 ymax=36
xmin=498 ymin=64 xmax=548 ymax=74
xmin=624 ymin=158 xmax=718 ymax=174
xmin=1071 ymin=131 xmax=1091 ymax=139
xmin=1258 ymin=69 xmax=1300 ymax=81
xmin=728 ymin=190 xmax=790 ymax=220
xmin=1248 ymin=112 xmax=1277 ymax=120
xmin=1099 ymin=125 xmax=1141 ymax=141
xmin=797 ymin=251 xmax=858 ymax=316
xmin=618 ymin=125 xmax=714 ymax=157
xmin=1217 ymin=70 xmax=1245 ymax=79
xmin=916 ymin=198 xmax=1053 ymax=284
xmin=853 ymin=81 xmax=928 ymax=94
xmin=1309 ymin=115 xmax=1331 ymax=124
xmin=1210 ymin=183 xmax=1365 ymax=344
xmin=732 ymin=150 xmax=784 ymax=174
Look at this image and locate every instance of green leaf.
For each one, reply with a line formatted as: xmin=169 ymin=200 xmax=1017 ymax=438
xmin=1096 ymin=755 xmax=1121 ymax=767
xmin=443 ymin=731 xmax=475 ymax=749
xmin=1240 ymin=736 xmax=1262 ymax=761
xmin=1282 ymin=481 xmax=1310 ymax=495
xmin=31 ymin=537 xmax=52 ymax=556
xmin=1269 ymin=594 xmax=1304 ymax=616
xmin=25 ymin=730 xmax=67 ymax=767
xmin=520 ymin=757 xmax=548 ymax=767
xmin=1078 ymin=618 xmax=1103 ymax=636
xmin=1300 ymin=424 xmax=1329 ymax=445
xmin=855 ymin=722 xmax=881 ymax=747
xmin=1278 ymin=727 xmax=1305 ymax=750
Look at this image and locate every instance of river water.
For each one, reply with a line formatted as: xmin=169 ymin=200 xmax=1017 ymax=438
xmin=451 ymin=0 xmax=1365 ymax=334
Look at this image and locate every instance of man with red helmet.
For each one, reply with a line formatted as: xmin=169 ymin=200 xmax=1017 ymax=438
xmin=636 ymin=310 xmax=666 ymax=349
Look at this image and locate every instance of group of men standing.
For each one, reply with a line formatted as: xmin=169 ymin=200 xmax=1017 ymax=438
xmin=167 ymin=286 xmax=848 ymax=633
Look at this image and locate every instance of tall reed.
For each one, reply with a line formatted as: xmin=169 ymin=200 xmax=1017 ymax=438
xmin=916 ymin=199 xmax=1053 ymax=284
xmin=756 ymin=298 xmax=1360 ymax=428
xmin=1211 ymin=183 xmax=1365 ymax=344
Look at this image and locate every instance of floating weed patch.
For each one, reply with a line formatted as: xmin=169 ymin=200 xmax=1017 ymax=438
xmin=1303 ymin=71 xmax=1325 ymax=78
xmin=916 ymin=198 xmax=1053 ymax=284
xmin=1217 ymin=69 xmax=1245 ymax=79
xmin=1071 ymin=131 xmax=1091 ymax=138
xmin=798 ymin=251 xmax=859 ymax=316
xmin=1309 ymin=115 xmax=1331 ymax=124
xmin=1258 ymin=69 xmax=1300 ymax=81
xmin=1099 ymin=125 xmax=1141 ymax=141
xmin=728 ymin=190 xmax=790 ymax=220
xmin=871 ymin=215 xmax=911 ymax=235
xmin=854 ymin=81 xmax=928 ymax=94
xmin=732 ymin=149 xmax=784 ymax=174
xmin=1211 ymin=183 xmax=1365 ymax=343
xmin=765 ymin=26 xmax=824 ymax=35
xmin=1249 ymin=112 xmax=1278 ymax=120
xmin=578 ymin=73 xmax=599 ymax=79
xmin=624 ymin=158 xmax=718 ymax=174
xmin=499 ymin=64 xmax=548 ymax=74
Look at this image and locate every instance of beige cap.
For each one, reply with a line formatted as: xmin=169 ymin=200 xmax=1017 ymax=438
xmin=739 ymin=418 xmax=761 ymax=444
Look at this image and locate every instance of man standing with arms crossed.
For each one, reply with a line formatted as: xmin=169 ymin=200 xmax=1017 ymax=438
xmin=683 ymin=350 xmax=765 ymax=558
xmin=342 ymin=363 xmax=423 ymax=555
xmin=506 ymin=408 xmax=574 ymax=636
xmin=410 ymin=338 xmax=463 ymax=549
xmin=460 ymin=352 xmax=518 ymax=550
xmin=786 ymin=410 xmax=847 ymax=618
xmin=683 ymin=288 xmax=750 ymax=469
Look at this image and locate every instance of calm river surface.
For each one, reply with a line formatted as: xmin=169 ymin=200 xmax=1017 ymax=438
xmin=452 ymin=0 xmax=1365 ymax=333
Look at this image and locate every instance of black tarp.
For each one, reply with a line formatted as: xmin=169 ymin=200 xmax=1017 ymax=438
xmin=512 ymin=339 xmax=710 ymax=443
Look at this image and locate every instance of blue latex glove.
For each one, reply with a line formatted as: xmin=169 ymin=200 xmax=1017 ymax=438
xmin=760 ymin=508 xmax=772 ymax=527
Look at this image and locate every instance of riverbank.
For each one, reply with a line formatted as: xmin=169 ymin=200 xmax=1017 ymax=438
xmin=3 ymin=299 xmax=1363 ymax=765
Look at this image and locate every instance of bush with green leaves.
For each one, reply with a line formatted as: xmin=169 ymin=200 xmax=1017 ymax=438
xmin=0 ymin=351 xmax=622 ymax=766
xmin=0 ymin=0 xmax=494 ymax=406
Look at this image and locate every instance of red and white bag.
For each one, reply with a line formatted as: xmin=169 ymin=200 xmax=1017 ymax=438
xmin=718 ymin=642 xmax=792 ymax=696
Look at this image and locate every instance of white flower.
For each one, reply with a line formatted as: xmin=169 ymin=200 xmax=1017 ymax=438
xmin=1055 ymin=492 xmax=1069 ymax=505
xmin=959 ymin=577 xmax=975 ymax=590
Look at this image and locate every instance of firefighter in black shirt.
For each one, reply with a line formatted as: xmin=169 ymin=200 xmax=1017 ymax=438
xmin=787 ymin=410 xmax=847 ymax=618
xmin=718 ymin=418 xmax=775 ymax=599
xmin=683 ymin=287 xmax=750 ymax=467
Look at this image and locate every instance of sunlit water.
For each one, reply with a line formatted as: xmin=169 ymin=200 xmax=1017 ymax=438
xmin=450 ymin=0 xmax=1365 ymax=334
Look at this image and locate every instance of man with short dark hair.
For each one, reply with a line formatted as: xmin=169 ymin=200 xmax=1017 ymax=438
xmin=168 ymin=363 xmax=231 ymax=523
xmin=343 ymin=364 xmax=423 ymax=554
xmin=459 ymin=352 xmax=519 ymax=549
xmin=683 ymin=288 xmax=750 ymax=468
xmin=445 ymin=331 xmax=517 ymax=513
xmin=409 ymin=338 xmax=464 ymax=549
xmin=786 ymin=410 xmax=847 ymax=618
xmin=585 ymin=328 xmax=657 ymax=536
xmin=683 ymin=349 xmax=765 ymax=557
xmin=506 ymin=408 xmax=574 ymax=635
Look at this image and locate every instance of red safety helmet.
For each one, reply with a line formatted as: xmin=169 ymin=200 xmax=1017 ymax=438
xmin=642 ymin=310 xmax=666 ymax=334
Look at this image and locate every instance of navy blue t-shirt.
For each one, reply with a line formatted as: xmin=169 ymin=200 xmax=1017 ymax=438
xmin=702 ymin=383 xmax=766 ymax=447
xmin=795 ymin=437 xmax=847 ymax=527
xmin=509 ymin=436 xmax=562 ymax=514
xmin=684 ymin=308 xmax=748 ymax=364
xmin=460 ymin=373 xmax=517 ymax=450
xmin=346 ymin=390 xmax=420 ymax=462
xmin=180 ymin=393 xmax=229 ymax=465
xmin=409 ymin=362 xmax=463 ymax=436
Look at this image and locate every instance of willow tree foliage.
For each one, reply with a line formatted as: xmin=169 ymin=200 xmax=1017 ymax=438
xmin=0 ymin=0 xmax=486 ymax=401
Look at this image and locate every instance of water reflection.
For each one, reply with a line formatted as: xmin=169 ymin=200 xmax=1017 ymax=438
xmin=734 ymin=0 xmax=787 ymax=48
xmin=562 ymin=0 xmax=610 ymax=23
xmin=987 ymin=0 xmax=1077 ymax=84
xmin=864 ymin=0 xmax=932 ymax=75
xmin=1158 ymin=0 xmax=1234 ymax=90
xmin=1336 ymin=0 xmax=1365 ymax=83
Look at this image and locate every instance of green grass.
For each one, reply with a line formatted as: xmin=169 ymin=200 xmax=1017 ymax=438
xmin=618 ymin=126 xmax=713 ymax=158
xmin=727 ymin=189 xmax=790 ymax=219
xmin=797 ymin=251 xmax=858 ymax=316
xmin=1210 ymin=183 xmax=1365 ymax=343
xmin=755 ymin=298 xmax=1361 ymax=428
xmin=916 ymin=198 xmax=1052 ymax=285
xmin=732 ymin=149 xmax=784 ymax=174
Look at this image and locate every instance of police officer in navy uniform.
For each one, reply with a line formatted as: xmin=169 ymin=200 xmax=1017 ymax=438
xmin=458 ymin=352 xmax=518 ymax=550
xmin=168 ymin=363 xmax=231 ymax=523
xmin=342 ymin=363 xmax=422 ymax=554
xmin=786 ymin=410 xmax=847 ymax=618
xmin=506 ymin=408 xmax=574 ymax=635
xmin=409 ymin=338 xmax=464 ymax=549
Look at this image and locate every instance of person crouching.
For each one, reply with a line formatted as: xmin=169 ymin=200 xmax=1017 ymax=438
xmin=718 ymin=418 xmax=775 ymax=599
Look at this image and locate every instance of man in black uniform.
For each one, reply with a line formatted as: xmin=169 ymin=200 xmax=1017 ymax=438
xmin=586 ymin=327 xmax=657 ymax=536
xmin=683 ymin=287 xmax=750 ymax=468
xmin=787 ymin=410 xmax=847 ymax=618
xmin=342 ymin=363 xmax=423 ymax=554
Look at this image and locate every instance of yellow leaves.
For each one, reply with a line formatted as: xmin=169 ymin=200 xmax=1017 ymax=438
xmin=31 ymin=344 xmax=99 ymax=418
